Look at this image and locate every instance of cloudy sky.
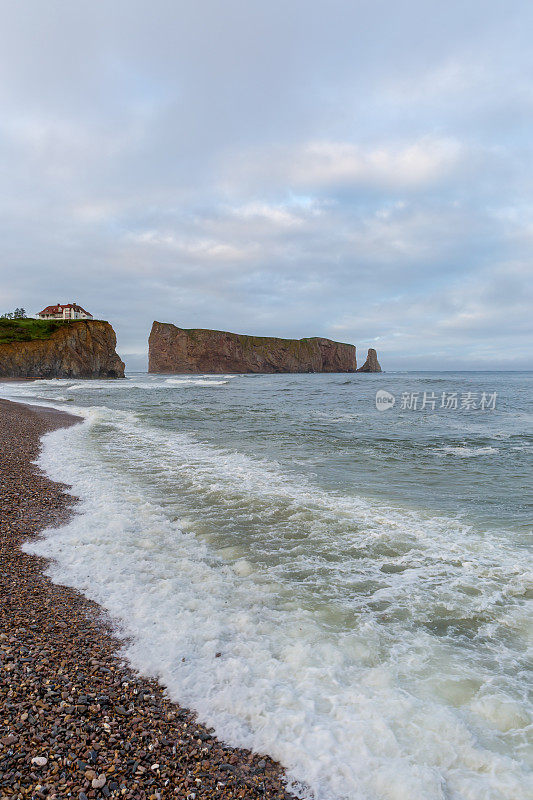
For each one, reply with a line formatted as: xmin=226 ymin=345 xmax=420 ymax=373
xmin=1 ymin=0 xmax=532 ymax=369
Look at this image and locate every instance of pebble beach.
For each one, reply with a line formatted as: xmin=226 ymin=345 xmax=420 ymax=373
xmin=0 ymin=398 xmax=293 ymax=800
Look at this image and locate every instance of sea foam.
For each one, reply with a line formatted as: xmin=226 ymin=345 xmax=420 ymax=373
xmin=20 ymin=405 xmax=532 ymax=800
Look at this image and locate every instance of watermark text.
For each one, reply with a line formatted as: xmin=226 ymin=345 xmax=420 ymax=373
xmin=376 ymin=390 xmax=497 ymax=411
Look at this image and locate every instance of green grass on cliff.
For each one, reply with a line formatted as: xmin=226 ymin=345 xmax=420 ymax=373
xmin=178 ymin=326 xmax=350 ymax=348
xmin=0 ymin=318 xmax=71 ymax=343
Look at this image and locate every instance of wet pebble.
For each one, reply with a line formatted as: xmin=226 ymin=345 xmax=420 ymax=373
xmin=0 ymin=399 xmax=295 ymax=800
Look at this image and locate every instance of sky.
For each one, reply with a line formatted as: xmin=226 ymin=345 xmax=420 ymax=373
xmin=0 ymin=0 xmax=532 ymax=370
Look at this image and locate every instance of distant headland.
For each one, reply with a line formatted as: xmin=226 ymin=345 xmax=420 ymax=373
xmin=0 ymin=318 xmax=125 ymax=379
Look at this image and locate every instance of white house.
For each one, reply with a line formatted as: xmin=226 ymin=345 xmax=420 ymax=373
xmin=37 ymin=303 xmax=93 ymax=321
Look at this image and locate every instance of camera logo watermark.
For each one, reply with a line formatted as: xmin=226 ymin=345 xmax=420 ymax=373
xmin=375 ymin=389 xmax=396 ymax=410
xmin=376 ymin=390 xmax=497 ymax=411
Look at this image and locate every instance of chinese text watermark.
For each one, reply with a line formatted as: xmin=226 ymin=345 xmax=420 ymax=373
xmin=376 ymin=389 xmax=497 ymax=411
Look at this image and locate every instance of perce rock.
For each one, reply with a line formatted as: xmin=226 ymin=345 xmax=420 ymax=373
xmin=149 ymin=321 xmax=357 ymax=373
xmin=0 ymin=320 xmax=125 ymax=378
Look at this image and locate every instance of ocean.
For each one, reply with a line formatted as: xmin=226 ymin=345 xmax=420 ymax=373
xmin=2 ymin=371 xmax=532 ymax=800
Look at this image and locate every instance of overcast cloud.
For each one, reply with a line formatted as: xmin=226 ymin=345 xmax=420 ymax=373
xmin=0 ymin=0 xmax=532 ymax=369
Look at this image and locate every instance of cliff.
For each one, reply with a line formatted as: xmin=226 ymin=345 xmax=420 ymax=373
xmin=356 ymin=348 xmax=382 ymax=372
xmin=0 ymin=320 xmax=125 ymax=378
xmin=149 ymin=322 xmax=357 ymax=373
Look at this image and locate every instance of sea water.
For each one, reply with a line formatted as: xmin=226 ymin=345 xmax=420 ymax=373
xmin=2 ymin=372 xmax=532 ymax=800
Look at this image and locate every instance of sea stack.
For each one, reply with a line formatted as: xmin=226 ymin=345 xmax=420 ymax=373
xmin=148 ymin=321 xmax=357 ymax=373
xmin=356 ymin=348 xmax=382 ymax=372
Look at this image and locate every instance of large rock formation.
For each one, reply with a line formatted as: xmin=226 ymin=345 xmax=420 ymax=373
xmin=356 ymin=348 xmax=381 ymax=372
xmin=149 ymin=321 xmax=357 ymax=373
xmin=0 ymin=320 xmax=125 ymax=378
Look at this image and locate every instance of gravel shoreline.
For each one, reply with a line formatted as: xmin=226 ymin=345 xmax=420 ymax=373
xmin=0 ymin=398 xmax=294 ymax=800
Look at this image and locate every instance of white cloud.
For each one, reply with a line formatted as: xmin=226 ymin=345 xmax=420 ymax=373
xmin=130 ymin=231 xmax=255 ymax=262
xmin=289 ymin=137 xmax=464 ymax=190
xmin=219 ymin=136 xmax=467 ymax=198
xmin=228 ymin=201 xmax=307 ymax=227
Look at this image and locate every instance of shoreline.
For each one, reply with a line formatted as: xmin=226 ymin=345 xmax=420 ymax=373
xmin=0 ymin=398 xmax=293 ymax=800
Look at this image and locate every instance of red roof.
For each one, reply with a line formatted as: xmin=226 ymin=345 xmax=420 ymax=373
xmin=39 ymin=303 xmax=92 ymax=316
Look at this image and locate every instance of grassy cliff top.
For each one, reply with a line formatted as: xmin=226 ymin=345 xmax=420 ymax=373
xmin=0 ymin=318 xmax=104 ymax=343
xmin=152 ymin=322 xmax=353 ymax=349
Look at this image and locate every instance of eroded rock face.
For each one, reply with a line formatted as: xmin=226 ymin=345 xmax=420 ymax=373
xmin=356 ymin=348 xmax=382 ymax=372
xmin=0 ymin=320 xmax=125 ymax=378
xmin=149 ymin=322 xmax=357 ymax=373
